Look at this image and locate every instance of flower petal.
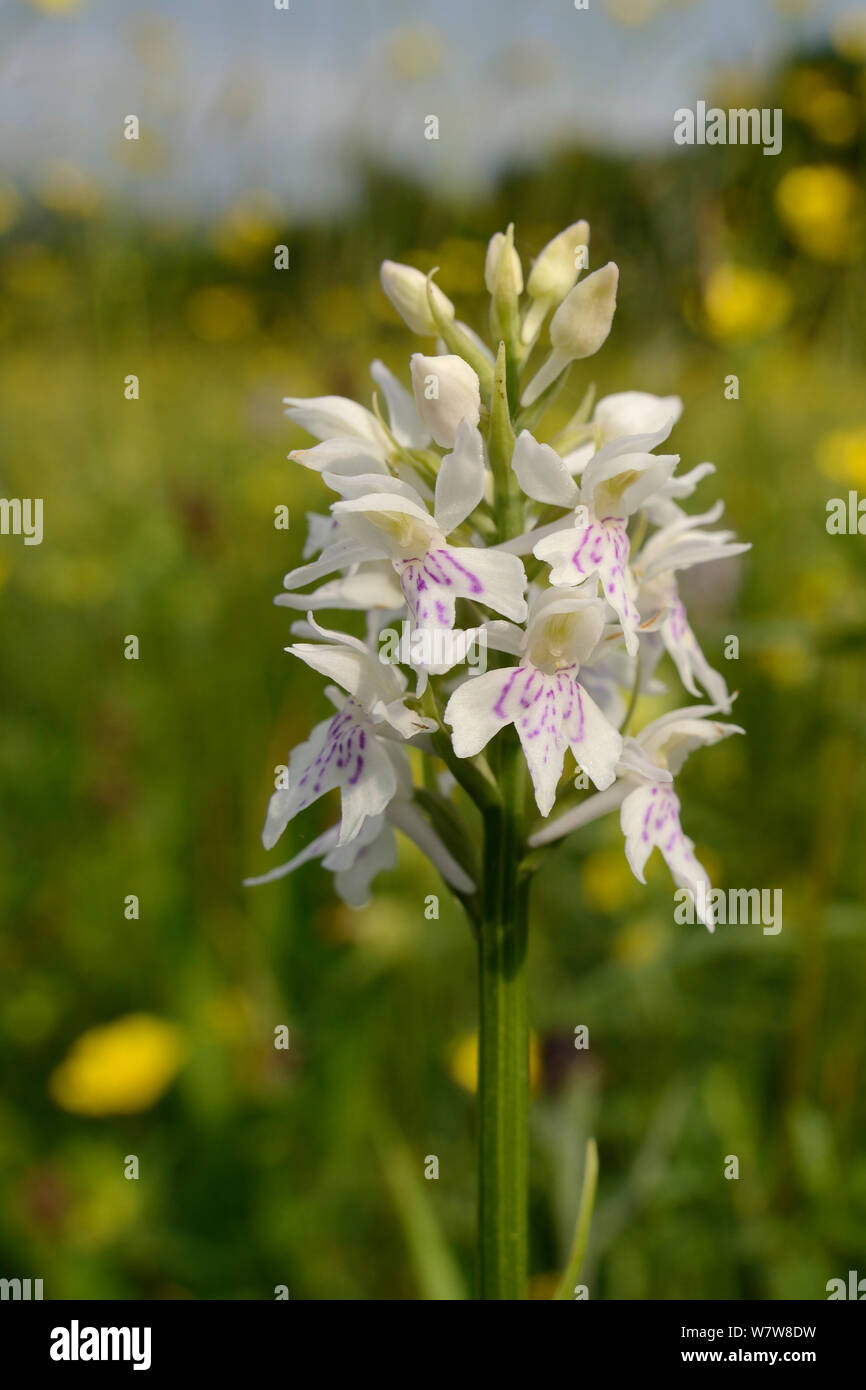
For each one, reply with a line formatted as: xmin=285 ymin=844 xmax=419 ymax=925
xmin=564 ymin=682 xmax=624 ymax=792
xmin=370 ymin=359 xmax=430 ymax=448
xmin=410 ymin=353 xmax=481 ymax=448
xmin=284 ymin=395 xmax=390 ymax=450
xmin=434 ymin=420 xmax=486 ymax=534
xmin=594 ymin=391 xmax=683 ymax=444
xmin=512 ymin=430 xmax=579 ymax=508
xmin=444 ymin=668 xmax=516 ymax=758
xmin=534 ymin=516 xmax=640 ymax=655
xmin=620 ymin=783 xmax=716 ymax=930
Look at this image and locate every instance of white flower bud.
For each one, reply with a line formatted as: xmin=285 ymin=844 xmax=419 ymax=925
xmin=380 ymin=261 xmax=455 ymax=336
xmin=485 ymin=226 xmax=523 ymax=298
xmin=522 ymin=220 xmax=590 ymax=344
xmin=410 ymin=353 xmax=481 ymax=449
xmin=527 ymin=220 xmax=590 ymax=303
xmin=550 ymin=262 xmax=618 ymax=357
xmin=521 ymin=262 xmax=619 ymax=407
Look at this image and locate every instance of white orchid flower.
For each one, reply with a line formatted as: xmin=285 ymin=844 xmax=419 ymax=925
xmin=286 ymin=360 xmax=430 ymax=480
xmin=409 ymin=352 xmax=481 ymax=449
xmin=246 ymin=753 xmax=474 ymax=906
xmin=633 ymin=502 xmax=751 ymax=710
xmin=530 ymin=703 xmax=744 ymax=929
xmin=562 ymin=390 xmax=684 ymax=474
xmin=445 ymin=589 xmax=623 ymax=816
xmin=297 ymin=435 xmax=527 ymax=635
xmin=260 ymin=617 xmax=436 ymax=852
xmin=525 ymin=421 xmax=679 ymax=654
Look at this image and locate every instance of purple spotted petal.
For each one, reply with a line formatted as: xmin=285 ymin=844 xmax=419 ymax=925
xmin=490 ymin=663 xmax=622 ymax=815
xmin=394 ymin=545 xmax=484 ymax=630
xmin=569 ymin=517 xmax=640 ymax=649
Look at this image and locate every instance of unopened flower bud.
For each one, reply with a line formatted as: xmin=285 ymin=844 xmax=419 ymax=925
xmin=522 ymin=220 xmax=590 ymax=344
xmin=521 ymin=262 xmax=619 ymax=407
xmin=485 ymin=224 xmax=523 ymax=347
xmin=485 ymin=225 xmax=524 ymax=298
xmin=380 ymin=261 xmax=455 ymax=336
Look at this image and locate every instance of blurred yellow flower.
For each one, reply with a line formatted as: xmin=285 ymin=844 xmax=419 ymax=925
xmin=448 ymin=1031 xmax=542 ymax=1094
xmin=212 ymin=192 xmax=282 ymax=268
xmin=775 ymin=165 xmax=864 ymax=264
xmin=582 ymin=845 xmax=639 ymax=912
xmin=27 ymin=0 xmax=83 ymax=11
xmin=49 ymin=1015 xmax=185 ymax=1115
xmin=37 ymin=161 xmax=102 ymax=218
xmin=816 ymin=426 xmax=866 ymax=487
xmin=756 ymin=637 xmax=815 ymax=688
xmin=2 ymin=244 xmax=70 ymax=300
xmin=702 ymin=264 xmax=791 ymax=342
xmin=606 ymin=0 xmax=663 ymax=27
xmin=386 ymin=26 xmax=445 ymax=79
xmin=805 ymin=90 xmax=859 ymax=146
xmin=314 ymin=285 xmax=366 ymax=341
xmin=187 ymin=285 xmax=257 ymax=342
xmin=613 ymin=919 xmax=665 ymax=967
xmin=793 ymin=562 xmax=847 ymax=621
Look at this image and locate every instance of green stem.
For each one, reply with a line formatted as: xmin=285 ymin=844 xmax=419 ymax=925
xmin=477 ymin=744 xmax=530 ymax=1299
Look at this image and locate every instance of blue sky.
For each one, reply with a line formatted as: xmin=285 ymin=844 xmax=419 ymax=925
xmin=0 ymin=0 xmax=859 ymax=217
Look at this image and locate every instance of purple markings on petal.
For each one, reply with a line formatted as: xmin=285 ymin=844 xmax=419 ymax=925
xmin=567 ymin=516 xmax=638 ymax=636
xmin=668 ymin=598 xmax=688 ymax=643
xmin=294 ymin=700 xmax=370 ymax=810
xmin=493 ymin=667 xmax=520 ymax=718
xmin=394 ymin=546 xmax=485 ymax=629
xmin=640 ymin=784 xmax=681 ymax=850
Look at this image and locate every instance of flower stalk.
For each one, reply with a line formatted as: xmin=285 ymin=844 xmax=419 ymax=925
xmin=477 ymin=738 xmax=530 ymax=1300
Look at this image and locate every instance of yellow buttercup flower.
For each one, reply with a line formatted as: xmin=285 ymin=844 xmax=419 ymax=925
xmin=448 ymin=1031 xmax=542 ymax=1094
xmin=775 ymin=165 xmax=864 ymax=264
xmin=49 ymin=1015 xmax=185 ymax=1115
xmin=702 ymin=264 xmax=791 ymax=342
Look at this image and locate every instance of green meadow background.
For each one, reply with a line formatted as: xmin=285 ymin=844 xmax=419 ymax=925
xmin=2 ymin=35 xmax=866 ymax=1299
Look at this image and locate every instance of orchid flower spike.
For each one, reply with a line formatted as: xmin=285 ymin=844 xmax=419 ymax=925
xmin=247 ymin=219 xmax=746 ymax=931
